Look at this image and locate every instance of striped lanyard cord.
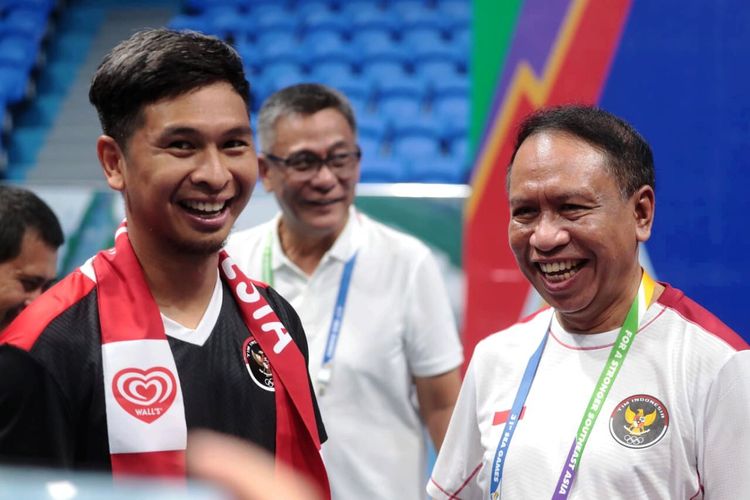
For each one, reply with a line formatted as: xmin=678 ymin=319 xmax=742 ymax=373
xmin=489 ymin=272 xmax=656 ymax=499
xmin=262 ymin=231 xmax=358 ymax=395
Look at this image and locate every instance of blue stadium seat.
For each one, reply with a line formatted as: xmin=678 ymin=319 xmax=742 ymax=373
xmin=389 ymin=0 xmax=429 ymax=16
xmin=410 ymin=156 xmax=464 ymax=183
xmin=449 ymin=135 xmax=469 ymax=164
xmin=1 ymin=0 xmax=55 ymax=13
xmin=391 ymin=134 xmax=441 ymax=161
xmin=439 ymin=0 xmax=471 ymax=21
xmin=0 ymin=36 xmax=39 ymax=71
xmin=377 ymin=77 xmax=428 ymax=103
xmin=358 ymin=135 xmax=382 ymax=159
xmin=401 ymin=27 xmax=445 ymax=52
xmin=389 ymin=113 xmax=441 ymax=141
xmin=306 ymin=44 xmax=356 ymax=70
xmin=431 ymin=73 xmax=469 ymax=100
xmin=301 ymin=9 xmax=350 ymax=38
xmin=411 ymin=40 xmax=466 ymax=67
xmin=360 ymin=60 xmax=409 ymax=87
xmin=378 ymin=94 xmax=423 ymax=119
xmin=353 ymin=28 xmax=404 ymax=63
xmin=260 ymin=61 xmax=305 ymax=82
xmin=296 ymin=0 xmax=335 ymax=19
xmin=254 ymin=8 xmax=299 ymax=34
xmin=3 ymin=6 xmax=49 ymax=41
xmin=347 ymin=95 xmax=370 ymax=118
xmin=167 ymin=14 xmax=217 ymax=36
xmin=351 ymin=27 xmax=394 ymax=54
xmin=309 ymin=60 xmax=356 ymax=85
xmin=183 ymin=0 xmax=245 ymax=14
xmin=360 ymin=155 xmax=406 ymax=183
xmin=300 ymin=28 xmax=345 ymax=49
xmin=350 ymin=9 xmax=398 ymax=34
xmin=253 ymin=32 xmax=304 ymax=67
xmin=398 ymin=6 xmax=451 ymax=32
xmin=356 ymin=112 xmax=389 ymax=142
xmin=439 ymin=107 xmax=468 ymax=148
xmin=268 ymin=71 xmax=308 ymax=93
xmin=0 ymin=64 xmax=28 ymax=104
xmin=452 ymin=25 xmax=471 ymax=50
xmin=413 ymin=60 xmax=463 ymax=81
xmin=359 ymin=136 xmax=407 ymax=183
xmin=210 ymin=10 xmax=252 ymax=40
xmin=326 ymin=75 xmax=374 ymax=105
xmin=432 ymin=94 xmax=469 ymax=124
xmin=340 ymin=1 xmax=386 ymax=20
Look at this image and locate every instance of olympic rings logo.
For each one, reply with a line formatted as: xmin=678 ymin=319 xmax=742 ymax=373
xmin=622 ymin=434 xmax=645 ymax=445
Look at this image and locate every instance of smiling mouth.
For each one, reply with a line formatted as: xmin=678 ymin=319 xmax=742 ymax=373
xmin=180 ymin=199 xmax=229 ymax=217
xmin=537 ymin=259 xmax=586 ymax=282
xmin=307 ymin=198 xmax=342 ymax=206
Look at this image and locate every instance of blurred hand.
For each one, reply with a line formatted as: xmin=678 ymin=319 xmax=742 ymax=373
xmin=187 ymin=430 xmax=322 ymax=500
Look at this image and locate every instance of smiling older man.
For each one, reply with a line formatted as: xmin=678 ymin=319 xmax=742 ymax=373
xmin=428 ymin=105 xmax=750 ymax=500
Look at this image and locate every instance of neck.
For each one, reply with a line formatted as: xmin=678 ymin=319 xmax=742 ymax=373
xmin=128 ymin=229 xmax=219 ymax=329
xmin=278 ymin=216 xmax=347 ymax=276
xmin=557 ymin=268 xmax=664 ymax=334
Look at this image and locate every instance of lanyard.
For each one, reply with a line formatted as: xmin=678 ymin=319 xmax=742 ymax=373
xmin=262 ymin=232 xmax=358 ymax=395
xmin=261 ymin=231 xmax=274 ymax=287
xmin=489 ymin=272 xmax=656 ymax=499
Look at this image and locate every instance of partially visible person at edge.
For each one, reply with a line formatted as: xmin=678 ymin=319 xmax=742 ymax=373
xmin=0 ymin=184 xmax=63 ymax=332
xmin=428 ymin=105 xmax=750 ymax=499
xmin=0 ymin=29 xmax=329 ymax=498
xmin=226 ymin=83 xmax=463 ymax=499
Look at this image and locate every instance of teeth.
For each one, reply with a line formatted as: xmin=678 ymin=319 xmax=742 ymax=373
xmin=539 ymin=260 xmax=578 ymax=273
xmin=184 ymin=200 xmax=225 ymax=212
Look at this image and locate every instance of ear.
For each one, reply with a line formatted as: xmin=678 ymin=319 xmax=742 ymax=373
xmin=632 ymin=185 xmax=655 ymax=243
xmin=258 ymin=156 xmax=274 ymax=193
xmin=97 ymin=135 xmax=126 ymax=192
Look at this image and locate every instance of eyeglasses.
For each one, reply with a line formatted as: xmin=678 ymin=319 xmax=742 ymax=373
xmin=264 ymin=148 xmax=361 ymax=180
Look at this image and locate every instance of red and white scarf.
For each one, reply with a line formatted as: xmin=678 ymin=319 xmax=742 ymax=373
xmin=3 ymin=223 xmax=329 ymax=497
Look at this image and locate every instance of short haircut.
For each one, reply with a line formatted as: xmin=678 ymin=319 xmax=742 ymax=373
xmin=508 ymin=105 xmax=655 ymax=197
xmin=89 ymin=28 xmax=250 ymax=149
xmin=0 ymin=185 xmax=64 ymax=263
xmin=257 ymin=83 xmax=357 ymax=152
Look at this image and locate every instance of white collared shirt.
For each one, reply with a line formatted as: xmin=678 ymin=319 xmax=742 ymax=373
xmin=227 ymin=206 xmax=463 ymax=500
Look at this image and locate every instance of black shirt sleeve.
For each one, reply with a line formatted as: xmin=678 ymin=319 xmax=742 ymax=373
xmin=261 ymin=285 xmax=328 ymax=445
xmin=0 ymin=345 xmax=73 ymax=468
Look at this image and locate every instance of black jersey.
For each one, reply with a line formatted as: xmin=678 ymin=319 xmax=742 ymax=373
xmin=0 ymin=280 xmax=326 ymax=471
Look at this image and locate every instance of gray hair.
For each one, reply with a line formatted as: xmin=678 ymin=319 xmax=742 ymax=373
xmin=257 ymin=83 xmax=357 ymax=152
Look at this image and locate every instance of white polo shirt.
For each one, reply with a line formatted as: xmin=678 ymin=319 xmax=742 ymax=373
xmin=227 ymin=207 xmax=463 ymax=500
xmin=428 ymin=286 xmax=750 ymax=499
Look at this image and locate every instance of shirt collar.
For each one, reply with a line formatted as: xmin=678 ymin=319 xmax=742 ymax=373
xmin=271 ymin=206 xmax=362 ymax=273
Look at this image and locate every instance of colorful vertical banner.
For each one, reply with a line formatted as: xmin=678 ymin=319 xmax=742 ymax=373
xmin=463 ymin=0 xmax=633 ymax=363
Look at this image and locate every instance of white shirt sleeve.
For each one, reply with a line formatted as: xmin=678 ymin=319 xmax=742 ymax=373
xmin=427 ymin=354 xmax=486 ymax=499
xmin=403 ymin=249 xmax=463 ymax=377
xmin=700 ymin=350 xmax=750 ymax=499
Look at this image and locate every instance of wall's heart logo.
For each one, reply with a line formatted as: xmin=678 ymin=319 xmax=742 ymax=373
xmin=112 ymin=367 xmax=177 ymax=424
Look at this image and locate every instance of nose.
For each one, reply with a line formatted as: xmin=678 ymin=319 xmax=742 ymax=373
xmin=191 ymin=146 xmax=232 ymax=190
xmin=529 ymin=213 xmax=570 ymax=252
xmin=309 ymin=162 xmax=337 ymax=187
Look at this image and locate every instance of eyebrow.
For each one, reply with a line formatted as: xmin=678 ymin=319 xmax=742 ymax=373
xmin=509 ymin=189 xmax=597 ymax=206
xmin=159 ymin=125 xmax=253 ymax=138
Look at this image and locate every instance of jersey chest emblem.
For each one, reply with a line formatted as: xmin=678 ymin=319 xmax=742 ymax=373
xmin=112 ymin=367 xmax=177 ymax=423
xmin=609 ymin=394 xmax=669 ymax=449
xmin=243 ymin=336 xmax=275 ymax=392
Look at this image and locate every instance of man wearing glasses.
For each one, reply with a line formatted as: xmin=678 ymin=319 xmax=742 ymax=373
xmin=227 ymin=83 xmax=463 ymax=499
